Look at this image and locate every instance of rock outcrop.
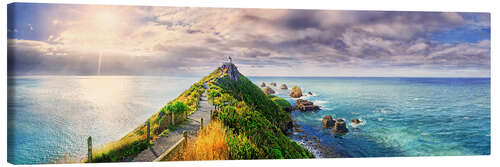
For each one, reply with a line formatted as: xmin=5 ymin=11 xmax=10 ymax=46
xmin=221 ymin=63 xmax=240 ymax=81
xmin=263 ymin=86 xmax=276 ymax=95
xmin=322 ymin=115 xmax=335 ymax=128
xmin=350 ymin=118 xmax=364 ymax=129
xmin=332 ymin=119 xmax=349 ymax=134
xmin=280 ymin=84 xmax=288 ymax=90
xmin=351 ymin=119 xmax=361 ymax=124
xmin=290 ymin=85 xmax=303 ymax=98
xmin=270 ymin=82 xmax=277 ymax=87
xmin=260 ymin=82 xmax=266 ymax=87
xmin=307 ymin=92 xmax=313 ymax=96
xmin=295 ymin=99 xmax=320 ymax=111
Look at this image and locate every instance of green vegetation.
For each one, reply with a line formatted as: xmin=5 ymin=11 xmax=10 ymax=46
xmin=208 ymin=73 xmax=314 ymax=159
xmin=88 ymin=66 xmax=312 ymax=162
xmin=268 ymin=95 xmax=292 ymax=109
xmin=87 ymin=69 xmax=222 ymax=163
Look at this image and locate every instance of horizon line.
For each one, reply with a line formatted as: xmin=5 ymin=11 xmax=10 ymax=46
xmin=7 ymin=74 xmax=492 ymax=79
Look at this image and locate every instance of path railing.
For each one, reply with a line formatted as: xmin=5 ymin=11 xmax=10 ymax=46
xmin=85 ymin=85 xmax=211 ymax=163
xmin=153 ymin=131 xmax=188 ymax=162
xmin=86 ymin=108 xmax=191 ymax=162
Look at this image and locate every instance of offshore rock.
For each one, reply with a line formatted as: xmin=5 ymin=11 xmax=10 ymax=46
xmin=290 ymin=85 xmax=303 ymax=98
xmin=332 ymin=119 xmax=349 ymax=135
xmin=280 ymin=84 xmax=288 ymax=90
xmin=270 ymin=82 xmax=277 ymax=87
xmin=260 ymin=82 xmax=266 ymax=87
xmin=295 ymin=99 xmax=320 ymax=111
xmin=263 ymin=86 xmax=276 ymax=95
xmin=322 ymin=115 xmax=335 ymax=128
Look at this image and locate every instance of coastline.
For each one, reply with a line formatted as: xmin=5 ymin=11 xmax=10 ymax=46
xmin=288 ymin=120 xmax=343 ymax=158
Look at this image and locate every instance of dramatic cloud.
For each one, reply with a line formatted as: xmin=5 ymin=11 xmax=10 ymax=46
xmin=7 ymin=3 xmax=490 ymax=77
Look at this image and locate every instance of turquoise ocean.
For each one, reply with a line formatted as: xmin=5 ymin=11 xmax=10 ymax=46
xmin=7 ymin=76 xmax=490 ymax=164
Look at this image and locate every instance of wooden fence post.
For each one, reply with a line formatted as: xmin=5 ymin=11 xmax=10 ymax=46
xmin=200 ymin=118 xmax=204 ymax=129
xmin=183 ymin=131 xmax=188 ymax=146
xmin=146 ymin=120 xmax=150 ymax=144
xmin=171 ymin=112 xmax=175 ymax=126
xmin=87 ymin=136 xmax=92 ymax=163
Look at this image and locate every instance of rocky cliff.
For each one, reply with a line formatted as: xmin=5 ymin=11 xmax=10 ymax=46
xmin=221 ymin=63 xmax=240 ymax=81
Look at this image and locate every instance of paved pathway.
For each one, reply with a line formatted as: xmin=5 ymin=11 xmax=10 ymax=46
xmin=124 ymin=84 xmax=213 ymax=162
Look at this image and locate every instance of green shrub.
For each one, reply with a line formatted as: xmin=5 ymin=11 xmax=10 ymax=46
xmin=167 ymin=101 xmax=189 ymax=114
xmin=269 ymin=95 xmax=291 ymax=109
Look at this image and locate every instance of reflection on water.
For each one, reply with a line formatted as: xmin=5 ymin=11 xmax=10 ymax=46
xmin=8 ymin=76 xmax=198 ymax=164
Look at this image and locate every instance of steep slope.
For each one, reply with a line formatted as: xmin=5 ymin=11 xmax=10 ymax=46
xmin=207 ymin=65 xmax=313 ymax=159
xmin=89 ymin=69 xmax=222 ymax=162
xmin=90 ymin=64 xmax=312 ymax=162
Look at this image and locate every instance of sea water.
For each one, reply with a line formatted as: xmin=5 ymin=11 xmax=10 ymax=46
xmin=249 ymin=77 xmax=490 ymax=157
xmin=8 ymin=76 xmax=490 ymax=164
xmin=7 ymin=76 xmax=198 ymax=164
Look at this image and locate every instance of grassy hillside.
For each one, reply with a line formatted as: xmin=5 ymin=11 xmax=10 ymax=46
xmin=205 ymin=72 xmax=313 ymax=159
xmin=88 ymin=66 xmax=312 ymax=162
xmin=88 ymin=69 xmax=222 ymax=162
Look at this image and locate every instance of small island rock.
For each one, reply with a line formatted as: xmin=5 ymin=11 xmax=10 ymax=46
xmin=332 ymin=119 xmax=349 ymax=134
xmin=270 ymin=82 xmax=277 ymax=87
xmin=351 ymin=119 xmax=361 ymax=124
xmin=260 ymin=82 xmax=266 ymax=87
xmin=322 ymin=115 xmax=335 ymax=128
xmin=295 ymin=99 xmax=321 ymax=111
xmin=280 ymin=84 xmax=288 ymax=90
xmin=290 ymin=85 xmax=303 ymax=98
xmin=307 ymin=92 xmax=313 ymax=95
xmin=263 ymin=86 xmax=275 ymax=95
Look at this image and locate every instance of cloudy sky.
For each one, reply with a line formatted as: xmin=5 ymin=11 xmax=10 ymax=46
xmin=7 ymin=3 xmax=490 ymax=77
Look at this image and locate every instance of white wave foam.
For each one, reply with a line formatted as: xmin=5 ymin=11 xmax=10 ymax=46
xmin=313 ymin=100 xmax=328 ymax=104
xmin=349 ymin=118 xmax=366 ymax=128
xmin=294 ymin=139 xmax=322 ymax=158
xmin=437 ymin=132 xmax=453 ymax=135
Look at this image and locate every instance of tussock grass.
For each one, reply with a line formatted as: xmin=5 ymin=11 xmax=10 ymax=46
xmin=179 ymin=120 xmax=229 ymax=160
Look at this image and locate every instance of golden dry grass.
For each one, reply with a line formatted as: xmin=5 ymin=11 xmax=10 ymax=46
xmin=178 ymin=120 xmax=229 ymax=160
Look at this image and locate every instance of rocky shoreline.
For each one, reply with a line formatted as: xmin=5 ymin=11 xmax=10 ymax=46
xmin=261 ymin=81 xmax=360 ymax=158
xmin=288 ymin=121 xmax=343 ymax=158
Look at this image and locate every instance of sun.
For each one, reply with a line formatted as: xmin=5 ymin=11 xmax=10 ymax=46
xmin=93 ymin=10 xmax=121 ymax=33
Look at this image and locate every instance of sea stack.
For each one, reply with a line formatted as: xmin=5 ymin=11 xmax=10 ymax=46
xmin=270 ymin=82 xmax=277 ymax=87
xmin=322 ymin=115 xmax=335 ymax=128
xmin=263 ymin=86 xmax=276 ymax=95
xmin=280 ymin=84 xmax=288 ymax=89
xmin=332 ymin=119 xmax=349 ymax=134
xmin=290 ymin=85 xmax=303 ymax=98
xmin=260 ymin=82 xmax=266 ymax=87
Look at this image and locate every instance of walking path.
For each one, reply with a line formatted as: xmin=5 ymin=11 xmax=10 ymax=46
xmin=125 ymin=84 xmax=213 ymax=162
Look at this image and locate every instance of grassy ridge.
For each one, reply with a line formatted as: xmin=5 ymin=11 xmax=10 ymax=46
xmin=206 ymin=73 xmax=314 ymax=159
xmin=88 ymin=69 xmax=222 ymax=162
xmin=88 ymin=67 xmax=312 ymax=162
